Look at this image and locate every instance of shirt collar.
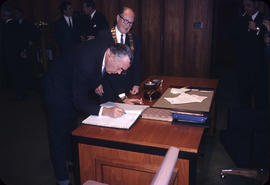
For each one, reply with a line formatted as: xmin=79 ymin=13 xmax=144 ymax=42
xmin=63 ymin=15 xmax=72 ymax=26
xmin=252 ymin=11 xmax=259 ymax=21
xmin=101 ymin=51 xmax=106 ymax=74
xmin=91 ymin=10 xmax=96 ymax=19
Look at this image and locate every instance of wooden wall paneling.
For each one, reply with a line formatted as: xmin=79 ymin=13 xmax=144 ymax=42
xmin=199 ymin=0 xmax=214 ymax=77
xmin=70 ymin=0 xmax=82 ymax=13
xmin=140 ymin=0 xmax=162 ymax=79
xmin=95 ymin=0 xmax=120 ymax=28
xmin=163 ymin=0 xmax=185 ymax=76
xmin=212 ymin=0 xmax=241 ymax=67
xmin=18 ymin=0 xmax=33 ymax=21
xmin=184 ymin=0 xmax=214 ymax=77
xmin=119 ymin=0 xmax=140 ymax=35
xmin=30 ymin=0 xmax=49 ymax=22
xmin=47 ymin=0 xmax=63 ymax=23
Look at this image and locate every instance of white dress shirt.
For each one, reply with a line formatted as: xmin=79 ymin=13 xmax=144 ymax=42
xmin=64 ymin=15 xmax=73 ymax=27
xmin=115 ymin=26 xmax=126 ymax=44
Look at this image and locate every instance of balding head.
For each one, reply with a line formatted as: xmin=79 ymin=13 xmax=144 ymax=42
xmin=116 ymin=7 xmax=135 ymax=34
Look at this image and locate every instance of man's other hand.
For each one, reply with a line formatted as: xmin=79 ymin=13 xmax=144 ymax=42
xmin=95 ymin=84 xmax=104 ymax=96
xmin=130 ymin=85 xmax=140 ymax=95
xmin=102 ymin=106 xmax=126 ymax=118
xmin=248 ymin=21 xmax=257 ymax=31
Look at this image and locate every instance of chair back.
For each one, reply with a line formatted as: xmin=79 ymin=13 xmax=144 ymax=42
xmin=150 ymin=146 xmax=180 ymax=185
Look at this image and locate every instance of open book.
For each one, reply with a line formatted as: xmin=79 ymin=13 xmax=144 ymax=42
xmin=82 ymin=102 xmax=149 ymax=129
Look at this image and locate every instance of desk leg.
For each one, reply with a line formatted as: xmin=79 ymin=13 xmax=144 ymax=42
xmin=73 ymin=139 xmax=81 ymax=185
xmin=189 ymin=158 xmax=197 ymax=185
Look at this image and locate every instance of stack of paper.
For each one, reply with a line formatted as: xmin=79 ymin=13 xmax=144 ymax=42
xmin=170 ymin=87 xmax=191 ymax=94
xmin=165 ymin=93 xmax=207 ymax=104
xmin=82 ymin=102 xmax=149 ymax=129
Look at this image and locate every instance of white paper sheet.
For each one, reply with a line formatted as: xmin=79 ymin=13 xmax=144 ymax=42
xmin=164 ymin=93 xmax=207 ymax=104
xmin=170 ymin=87 xmax=191 ymax=94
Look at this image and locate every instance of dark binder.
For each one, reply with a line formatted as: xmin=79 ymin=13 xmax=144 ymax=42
xmin=172 ymin=112 xmax=209 ymax=128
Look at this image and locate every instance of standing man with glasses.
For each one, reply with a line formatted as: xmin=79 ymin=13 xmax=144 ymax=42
xmin=54 ymin=1 xmax=81 ymax=54
xmin=96 ymin=7 xmax=142 ymax=103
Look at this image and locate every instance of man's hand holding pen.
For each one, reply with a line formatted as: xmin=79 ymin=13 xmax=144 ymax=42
xmin=102 ymin=106 xmax=126 ymax=118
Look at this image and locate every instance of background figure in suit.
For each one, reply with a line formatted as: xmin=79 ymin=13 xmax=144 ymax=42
xmin=96 ymin=7 xmax=142 ymax=102
xmin=80 ymin=0 xmax=109 ymax=41
xmin=54 ymin=1 xmax=81 ymax=54
xmin=232 ymin=0 xmax=268 ymax=109
xmin=12 ymin=6 xmax=40 ymax=97
xmin=44 ymin=41 xmax=133 ymax=185
xmin=1 ymin=5 xmax=25 ymax=99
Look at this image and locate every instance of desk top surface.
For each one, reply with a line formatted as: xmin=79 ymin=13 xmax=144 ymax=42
xmin=72 ymin=76 xmax=218 ymax=154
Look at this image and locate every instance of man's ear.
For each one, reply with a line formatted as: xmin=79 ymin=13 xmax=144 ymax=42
xmin=108 ymin=49 xmax=115 ymax=58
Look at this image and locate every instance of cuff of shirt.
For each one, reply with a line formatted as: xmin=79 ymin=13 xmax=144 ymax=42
xmin=98 ymin=106 xmax=103 ymax=116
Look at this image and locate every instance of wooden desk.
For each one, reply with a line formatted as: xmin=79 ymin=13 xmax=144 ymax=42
xmin=72 ymin=76 xmax=218 ymax=185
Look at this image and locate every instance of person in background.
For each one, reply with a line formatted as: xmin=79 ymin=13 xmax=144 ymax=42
xmin=54 ymin=1 xmax=81 ymax=54
xmin=12 ymin=6 xmax=40 ymax=97
xmin=1 ymin=5 xmax=25 ymax=100
xmin=80 ymin=0 xmax=109 ymax=41
xmin=96 ymin=7 xmax=142 ymax=103
xmin=232 ymin=0 xmax=268 ymax=109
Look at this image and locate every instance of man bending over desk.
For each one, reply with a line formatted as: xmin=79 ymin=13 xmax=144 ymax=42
xmin=44 ymin=40 xmax=141 ymax=185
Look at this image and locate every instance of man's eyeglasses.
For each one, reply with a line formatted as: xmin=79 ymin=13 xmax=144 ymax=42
xmin=120 ymin=68 xmax=128 ymax=75
xmin=119 ymin=15 xmax=133 ymax=26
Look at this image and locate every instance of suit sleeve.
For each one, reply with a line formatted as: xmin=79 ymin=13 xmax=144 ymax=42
xmin=72 ymin=53 xmax=101 ymax=115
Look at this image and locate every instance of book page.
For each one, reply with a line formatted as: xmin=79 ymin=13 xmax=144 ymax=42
xmin=82 ymin=102 xmax=149 ymax=129
xmin=82 ymin=113 xmax=140 ymax=129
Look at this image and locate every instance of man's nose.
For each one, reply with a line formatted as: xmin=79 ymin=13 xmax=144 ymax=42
xmin=117 ymin=69 xmax=122 ymax=74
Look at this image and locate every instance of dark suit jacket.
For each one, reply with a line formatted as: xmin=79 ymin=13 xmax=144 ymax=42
xmin=97 ymin=29 xmax=142 ymax=102
xmin=54 ymin=16 xmax=81 ymax=53
xmin=232 ymin=12 xmax=265 ymax=72
xmin=231 ymin=12 xmax=268 ymax=108
xmin=80 ymin=10 xmax=109 ymax=38
xmin=16 ymin=18 xmax=40 ymax=55
xmin=44 ymin=38 xmax=112 ymax=115
xmin=2 ymin=19 xmax=20 ymax=65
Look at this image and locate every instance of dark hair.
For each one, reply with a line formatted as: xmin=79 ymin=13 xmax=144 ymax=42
xmin=59 ymin=1 xmax=72 ymax=14
xmin=83 ymin=0 xmax=96 ymax=9
xmin=110 ymin=44 xmax=133 ymax=63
